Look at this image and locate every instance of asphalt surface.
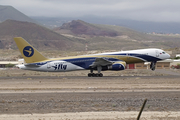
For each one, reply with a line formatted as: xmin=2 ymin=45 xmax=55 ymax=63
xmin=0 ymin=77 xmax=179 ymax=114
xmin=0 ymin=69 xmax=180 ymax=116
xmin=0 ymin=91 xmax=180 ymax=114
xmin=0 ymin=75 xmax=180 ymax=80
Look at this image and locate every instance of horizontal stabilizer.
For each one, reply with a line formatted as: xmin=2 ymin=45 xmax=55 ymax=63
xmin=25 ymin=63 xmax=41 ymax=67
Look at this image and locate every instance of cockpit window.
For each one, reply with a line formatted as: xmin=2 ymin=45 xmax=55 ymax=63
xmin=162 ymin=51 xmax=165 ymax=54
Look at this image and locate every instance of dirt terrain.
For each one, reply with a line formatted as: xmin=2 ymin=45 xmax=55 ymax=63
xmin=0 ymin=68 xmax=180 ymax=120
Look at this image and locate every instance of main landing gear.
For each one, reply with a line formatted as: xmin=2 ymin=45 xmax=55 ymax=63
xmin=88 ymin=73 xmax=103 ymax=77
xmin=88 ymin=66 xmax=103 ymax=77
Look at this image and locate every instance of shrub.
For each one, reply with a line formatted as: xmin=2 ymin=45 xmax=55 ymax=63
xmin=5 ymin=63 xmax=15 ymax=68
xmin=171 ymin=64 xmax=180 ymax=69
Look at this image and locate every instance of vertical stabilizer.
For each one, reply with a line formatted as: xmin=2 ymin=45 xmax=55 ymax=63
xmin=14 ymin=37 xmax=48 ymax=63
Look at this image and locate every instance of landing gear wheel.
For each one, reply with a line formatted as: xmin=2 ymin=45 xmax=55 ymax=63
xmin=88 ymin=73 xmax=95 ymax=77
xmin=99 ymin=73 xmax=103 ymax=77
xmin=87 ymin=73 xmax=103 ymax=77
xmin=151 ymin=66 xmax=155 ymax=71
xmin=95 ymin=73 xmax=99 ymax=77
xmin=88 ymin=73 xmax=92 ymax=77
xmin=92 ymin=73 xmax=95 ymax=77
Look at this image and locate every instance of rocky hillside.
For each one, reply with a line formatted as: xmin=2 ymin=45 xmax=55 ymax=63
xmin=0 ymin=19 xmax=180 ymax=53
xmin=0 ymin=20 xmax=83 ymax=50
xmin=53 ymin=20 xmax=180 ymax=51
xmin=54 ymin=20 xmax=156 ymax=41
xmin=54 ymin=20 xmax=119 ymax=37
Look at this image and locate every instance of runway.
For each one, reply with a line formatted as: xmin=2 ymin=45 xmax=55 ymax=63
xmin=0 ymin=69 xmax=180 ymax=119
xmin=0 ymin=74 xmax=180 ymax=80
xmin=0 ymin=71 xmax=180 ymax=93
xmin=0 ymin=91 xmax=180 ymax=114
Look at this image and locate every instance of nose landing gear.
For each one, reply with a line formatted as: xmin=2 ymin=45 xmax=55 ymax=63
xmin=150 ymin=61 xmax=156 ymax=71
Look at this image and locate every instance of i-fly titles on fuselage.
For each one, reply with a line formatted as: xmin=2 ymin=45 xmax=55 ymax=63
xmin=14 ymin=37 xmax=170 ymax=77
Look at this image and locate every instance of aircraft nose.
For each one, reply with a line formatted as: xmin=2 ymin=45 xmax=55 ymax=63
xmin=167 ymin=53 xmax=170 ymax=59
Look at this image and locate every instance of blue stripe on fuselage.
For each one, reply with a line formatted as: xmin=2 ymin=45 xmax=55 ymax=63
xmin=128 ymin=53 xmax=161 ymax=61
xmin=104 ymin=53 xmax=162 ymax=61
xmin=64 ymin=57 xmax=123 ymax=69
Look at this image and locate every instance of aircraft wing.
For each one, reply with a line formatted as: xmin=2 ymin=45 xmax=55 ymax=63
xmin=24 ymin=63 xmax=41 ymax=67
xmin=90 ymin=58 xmax=113 ymax=68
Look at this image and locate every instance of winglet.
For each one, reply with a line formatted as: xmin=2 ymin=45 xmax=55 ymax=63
xmin=14 ymin=37 xmax=48 ymax=63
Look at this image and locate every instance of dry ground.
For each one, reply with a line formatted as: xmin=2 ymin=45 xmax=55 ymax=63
xmin=0 ymin=68 xmax=180 ymax=120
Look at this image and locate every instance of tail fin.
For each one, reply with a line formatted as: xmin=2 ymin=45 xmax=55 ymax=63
xmin=14 ymin=37 xmax=48 ymax=63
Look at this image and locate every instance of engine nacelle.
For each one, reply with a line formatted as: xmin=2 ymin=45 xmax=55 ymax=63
xmin=108 ymin=61 xmax=126 ymax=71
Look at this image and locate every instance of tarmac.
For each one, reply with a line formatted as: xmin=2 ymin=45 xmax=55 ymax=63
xmin=0 ymin=69 xmax=179 ymax=119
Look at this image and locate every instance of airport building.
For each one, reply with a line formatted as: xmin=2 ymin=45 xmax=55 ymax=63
xmin=126 ymin=59 xmax=172 ymax=69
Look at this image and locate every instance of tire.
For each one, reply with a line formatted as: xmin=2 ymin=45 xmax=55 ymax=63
xmin=151 ymin=66 xmax=155 ymax=71
xmin=92 ymin=73 xmax=96 ymax=77
xmin=88 ymin=73 xmax=92 ymax=77
xmin=99 ymin=73 xmax=103 ymax=77
xmin=95 ymin=73 xmax=99 ymax=77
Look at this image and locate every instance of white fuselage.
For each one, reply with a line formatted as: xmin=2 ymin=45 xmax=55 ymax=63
xmin=17 ymin=48 xmax=170 ymax=72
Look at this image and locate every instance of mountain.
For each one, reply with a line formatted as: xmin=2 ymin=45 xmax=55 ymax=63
xmin=53 ymin=20 xmax=180 ymax=51
xmin=1 ymin=19 xmax=180 ymax=53
xmin=54 ymin=20 xmax=153 ymax=40
xmin=33 ymin=16 xmax=180 ymax=34
xmin=0 ymin=20 xmax=83 ymax=50
xmin=54 ymin=20 xmax=119 ymax=37
xmin=79 ymin=16 xmax=180 ymax=34
xmin=0 ymin=5 xmax=36 ymax=23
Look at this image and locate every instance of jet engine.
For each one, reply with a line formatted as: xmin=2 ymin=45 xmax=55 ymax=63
xmin=107 ymin=61 xmax=126 ymax=71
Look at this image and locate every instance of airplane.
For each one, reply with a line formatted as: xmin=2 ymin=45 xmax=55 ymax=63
xmin=14 ymin=37 xmax=170 ymax=77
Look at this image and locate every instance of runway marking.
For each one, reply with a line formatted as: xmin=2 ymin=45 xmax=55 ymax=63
xmin=0 ymin=75 xmax=180 ymax=79
xmin=0 ymin=89 xmax=180 ymax=94
xmin=0 ymin=111 xmax=180 ymax=120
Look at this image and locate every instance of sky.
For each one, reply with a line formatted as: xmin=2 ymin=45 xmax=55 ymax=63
xmin=1 ymin=0 xmax=180 ymax=22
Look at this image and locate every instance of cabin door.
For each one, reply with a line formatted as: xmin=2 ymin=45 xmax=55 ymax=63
xmin=156 ymin=50 xmax=160 ymax=57
xmin=47 ymin=62 xmax=52 ymax=69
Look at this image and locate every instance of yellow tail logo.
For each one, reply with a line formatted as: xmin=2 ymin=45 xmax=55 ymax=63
xmin=14 ymin=37 xmax=48 ymax=63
